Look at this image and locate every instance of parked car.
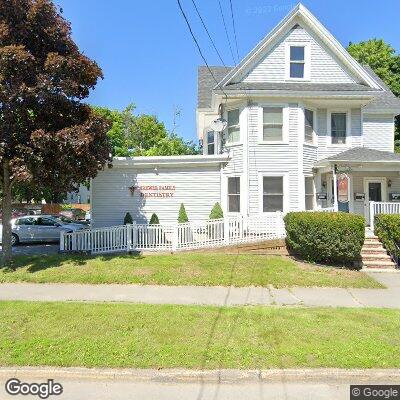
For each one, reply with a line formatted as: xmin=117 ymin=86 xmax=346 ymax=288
xmin=0 ymin=208 xmax=27 ymax=221
xmin=52 ymin=214 xmax=89 ymax=227
xmin=60 ymin=208 xmax=86 ymax=221
xmin=0 ymin=215 xmax=86 ymax=246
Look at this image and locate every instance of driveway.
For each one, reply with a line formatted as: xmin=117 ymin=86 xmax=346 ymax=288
xmin=0 ymin=243 xmax=59 ymax=256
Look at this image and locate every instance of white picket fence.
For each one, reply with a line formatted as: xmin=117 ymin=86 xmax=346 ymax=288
xmin=369 ymin=201 xmax=400 ymax=229
xmin=60 ymin=214 xmax=286 ymax=254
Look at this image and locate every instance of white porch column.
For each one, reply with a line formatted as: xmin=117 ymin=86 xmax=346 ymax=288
xmin=332 ymin=165 xmax=338 ymax=212
xmin=314 ymin=171 xmax=322 ymax=210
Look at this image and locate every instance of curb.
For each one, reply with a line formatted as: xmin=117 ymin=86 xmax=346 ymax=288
xmin=1 ymin=367 xmax=400 ymax=383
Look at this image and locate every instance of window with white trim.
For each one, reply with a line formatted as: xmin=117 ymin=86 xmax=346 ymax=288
xmin=263 ymin=176 xmax=283 ymax=212
xmin=304 ymin=109 xmax=314 ymax=144
xmin=207 ymin=131 xmax=215 ymax=155
xmin=331 ymin=112 xmax=346 ymax=144
xmin=226 ymin=109 xmax=240 ymax=144
xmin=227 ymin=177 xmax=240 ymax=213
xmin=289 ymin=46 xmax=305 ymax=78
xmin=305 ymin=177 xmax=314 ymax=210
xmin=263 ymin=107 xmax=283 ymax=141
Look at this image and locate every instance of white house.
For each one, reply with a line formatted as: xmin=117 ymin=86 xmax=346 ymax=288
xmin=91 ymin=3 xmax=400 ymax=228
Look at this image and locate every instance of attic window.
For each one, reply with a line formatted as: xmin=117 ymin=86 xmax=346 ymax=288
xmin=289 ymin=46 xmax=305 ymax=78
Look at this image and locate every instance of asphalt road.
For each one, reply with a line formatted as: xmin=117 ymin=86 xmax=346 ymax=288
xmin=0 ymin=243 xmax=59 ymax=256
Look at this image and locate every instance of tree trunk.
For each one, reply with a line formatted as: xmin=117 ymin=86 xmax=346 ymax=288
xmin=2 ymin=159 xmax=13 ymax=266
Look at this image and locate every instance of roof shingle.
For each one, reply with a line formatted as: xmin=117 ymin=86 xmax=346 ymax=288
xmin=320 ymin=147 xmax=400 ymax=163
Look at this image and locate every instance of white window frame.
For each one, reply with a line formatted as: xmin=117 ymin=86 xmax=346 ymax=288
xmin=206 ymin=131 xmax=216 ymax=155
xmin=258 ymin=104 xmax=289 ymax=144
xmin=226 ymin=175 xmax=241 ymax=214
xmin=303 ymin=107 xmax=316 ymax=146
xmin=285 ymin=42 xmax=311 ymax=81
xmin=328 ymin=109 xmax=351 ymax=146
xmin=225 ymin=107 xmax=241 ymax=147
xmin=258 ymin=173 xmax=289 ymax=214
xmin=304 ymin=175 xmax=315 ymax=211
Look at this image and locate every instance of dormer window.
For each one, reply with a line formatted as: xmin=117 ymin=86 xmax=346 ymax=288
xmin=286 ymin=42 xmax=310 ymax=80
xmin=290 ymin=46 xmax=305 ymax=78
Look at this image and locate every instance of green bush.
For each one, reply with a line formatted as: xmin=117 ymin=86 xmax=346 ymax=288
xmin=123 ymin=212 xmax=133 ymax=225
xmin=284 ymin=212 xmax=365 ymax=266
xmin=178 ymin=203 xmax=189 ymax=223
xmin=209 ymin=202 xmax=223 ymax=220
xmin=149 ymin=213 xmax=160 ymax=225
xmin=374 ymin=214 xmax=400 ymax=253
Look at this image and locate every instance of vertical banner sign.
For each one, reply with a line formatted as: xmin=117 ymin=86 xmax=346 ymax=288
xmin=337 ymin=173 xmax=349 ymax=203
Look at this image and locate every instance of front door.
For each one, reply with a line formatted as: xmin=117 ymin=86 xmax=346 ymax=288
xmin=364 ymin=178 xmax=386 ymax=224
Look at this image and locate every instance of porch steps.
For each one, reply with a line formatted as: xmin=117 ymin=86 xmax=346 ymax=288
xmin=361 ymin=234 xmax=397 ymax=270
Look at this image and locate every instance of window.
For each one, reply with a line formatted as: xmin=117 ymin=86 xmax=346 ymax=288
xmin=304 ymin=109 xmax=314 ymax=144
xmin=15 ymin=217 xmax=36 ymax=226
xmin=37 ymin=217 xmax=57 ymax=226
xmin=331 ymin=112 xmax=346 ymax=144
xmin=226 ymin=109 xmax=240 ymax=144
xmin=290 ymin=46 xmax=305 ymax=78
xmin=263 ymin=107 xmax=283 ymax=141
xmin=263 ymin=177 xmax=284 ymax=212
xmin=207 ymin=131 xmax=215 ymax=155
xmin=305 ymin=177 xmax=314 ymax=210
xmin=227 ymin=177 xmax=240 ymax=213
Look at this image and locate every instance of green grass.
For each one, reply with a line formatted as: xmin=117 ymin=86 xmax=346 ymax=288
xmin=0 ymin=301 xmax=399 ymax=369
xmin=0 ymin=253 xmax=381 ymax=288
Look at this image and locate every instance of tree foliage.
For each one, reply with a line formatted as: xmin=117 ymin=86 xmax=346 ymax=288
xmin=149 ymin=213 xmax=160 ymax=225
xmin=347 ymin=39 xmax=400 ymax=149
xmin=178 ymin=203 xmax=189 ymax=223
xmin=0 ymin=0 xmax=111 ymax=263
xmin=209 ymin=202 xmax=223 ymax=220
xmin=93 ymin=105 xmax=199 ymax=157
xmin=124 ymin=212 xmax=133 ymax=225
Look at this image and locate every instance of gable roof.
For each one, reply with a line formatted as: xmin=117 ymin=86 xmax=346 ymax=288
xmin=217 ymin=4 xmax=380 ymax=90
xmin=197 ymin=66 xmax=232 ymax=108
xmin=318 ymin=147 xmax=400 ymax=165
xmin=362 ymin=65 xmax=400 ymax=113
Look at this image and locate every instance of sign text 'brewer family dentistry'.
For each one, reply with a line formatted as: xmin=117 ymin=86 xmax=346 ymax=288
xmin=129 ymin=185 xmax=176 ymax=198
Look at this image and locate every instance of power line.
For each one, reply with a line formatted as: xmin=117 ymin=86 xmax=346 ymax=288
xmin=228 ymin=0 xmax=240 ymax=62
xmin=218 ymin=0 xmax=237 ymax=65
xmin=176 ymin=0 xmax=228 ymax=99
xmin=190 ymin=0 xmax=227 ymax=68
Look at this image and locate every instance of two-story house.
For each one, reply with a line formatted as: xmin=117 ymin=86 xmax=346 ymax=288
xmin=91 ymin=3 xmax=400 ymax=228
xmin=198 ymin=3 xmax=400 ymax=224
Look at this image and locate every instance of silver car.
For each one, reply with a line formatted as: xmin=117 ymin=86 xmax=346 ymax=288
xmin=1 ymin=215 xmax=86 ymax=246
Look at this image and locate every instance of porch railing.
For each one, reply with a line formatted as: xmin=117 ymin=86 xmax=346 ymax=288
xmin=369 ymin=201 xmax=400 ymax=230
xmin=60 ymin=214 xmax=286 ymax=255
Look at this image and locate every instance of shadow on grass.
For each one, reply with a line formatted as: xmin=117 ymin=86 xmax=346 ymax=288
xmin=0 ymin=252 xmax=144 ymax=274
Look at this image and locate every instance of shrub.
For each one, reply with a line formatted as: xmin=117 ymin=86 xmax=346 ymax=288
xmin=374 ymin=214 xmax=400 ymax=253
xmin=124 ymin=212 xmax=133 ymax=225
xmin=178 ymin=203 xmax=189 ymax=223
xmin=149 ymin=213 xmax=160 ymax=225
xmin=209 ymin=202 xmax=223 ymax=220
xmin=284 ymin=212 xmax=365 ymax=266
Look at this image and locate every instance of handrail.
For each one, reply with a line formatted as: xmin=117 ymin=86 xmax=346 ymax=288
xmin=369 ymin=201 xmax=400 ymax=230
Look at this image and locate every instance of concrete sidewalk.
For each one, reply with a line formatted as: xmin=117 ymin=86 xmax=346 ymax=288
xmin=0 ymin=272 xmax=399 ymax=308
xmin=1 ymin=367 xmax=400 ymax=400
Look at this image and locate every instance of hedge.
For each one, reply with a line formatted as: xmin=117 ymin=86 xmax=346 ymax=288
xmin=284 ymin=212 xmax=365 ymax=266
xmin=149 ymin=213 xmax=160 ymax=225
xmin=178 ymin=203 xmax=189 ymax=223
xmin=209 ymin=202 xmax=223 ymax=220
xmin=374 ymin=214 xmax=400 ymax=253
xmin=123 ymin=212 xmax=133 ymax=225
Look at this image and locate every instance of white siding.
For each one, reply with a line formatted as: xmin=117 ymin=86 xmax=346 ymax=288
xmin=247 ymin=103 xmax=300 ymax=214
xmin=243 ymin=26 xmax=357 ymax=84
xmin=303 ymin=144 xmax=317 ymax=174
xmin=363 ymin=114 xmax=394 ymax=152
xmin=92 ymin=166 xmax=221 ymax=227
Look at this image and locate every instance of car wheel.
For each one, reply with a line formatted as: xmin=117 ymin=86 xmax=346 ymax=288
xmin=11 ymin=233 xmax=19 ymax=246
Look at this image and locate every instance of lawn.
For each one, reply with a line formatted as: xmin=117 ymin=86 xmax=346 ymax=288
xmin=0 ymin=253 xmax=381 ymax=288
xmin=0 ymin=301 xmax=399 ymax=369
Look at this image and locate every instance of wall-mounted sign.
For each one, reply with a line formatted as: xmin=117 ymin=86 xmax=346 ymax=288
xmin=129 ymin=185 xmax=176 ymax=198
xmin=316 ymin=192 xmax=327 ymax=200
xmin=337 ymin=173 xmax=349 ymax=203
xmin=354 ymin=193 xmax=365 ymax=201
xmin=390 ymin=193 xmax=400 ymax=201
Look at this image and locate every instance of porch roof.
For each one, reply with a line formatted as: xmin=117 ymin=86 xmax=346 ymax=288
xmin=315 ymin=147 xmax=400 ymax=168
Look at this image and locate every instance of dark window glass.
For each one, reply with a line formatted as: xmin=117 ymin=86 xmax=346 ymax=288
xmin=289 ymin=46 xmax=305 ymax=78
xmin=228 ymin=177 xmax=240 ymax=213
xmin=207 ymin=131 xmax=215 ymax=155
xmin=331 ymin=113 xmax=346 ymax=144
xmin=290 ymin=46 xmax=304 ymax=61
xmin=263 ymin=177 xmax=283 ymax=212
xmin=304 ymin=109 xmax=314 ymax=143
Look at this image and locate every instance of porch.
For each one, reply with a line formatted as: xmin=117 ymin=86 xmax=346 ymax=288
xmin=314 ymin=147 xmax=400 ymax=225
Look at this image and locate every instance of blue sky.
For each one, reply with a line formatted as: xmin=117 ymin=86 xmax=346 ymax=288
xmin=56 ymin=0 xmax=400 ymax=142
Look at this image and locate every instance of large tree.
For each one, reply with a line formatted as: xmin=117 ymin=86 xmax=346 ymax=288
xmin=94 ymin=104 xmax=199 ymax=157
xmin=347 ymin=39 xmax=400 ymax=149
xmin=0 ymin=0 xmax=111 ymax=264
